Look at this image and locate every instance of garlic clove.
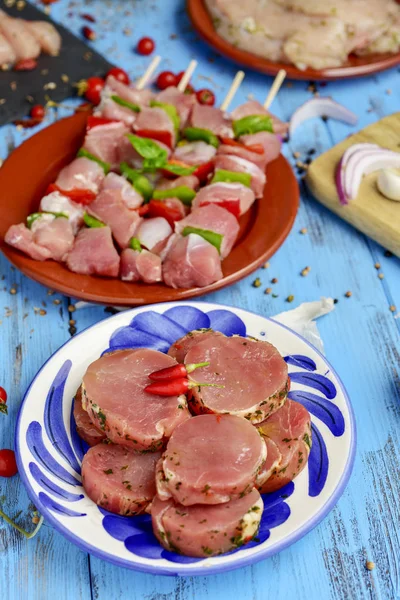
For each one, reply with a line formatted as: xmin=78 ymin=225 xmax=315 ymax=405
xmin=377 ymin=168 xmax=400 ymax=202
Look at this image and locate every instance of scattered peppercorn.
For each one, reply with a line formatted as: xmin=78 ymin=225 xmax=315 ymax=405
xmin=300 ymin=227 xmax=307 ymax=234
xmin=264 ymin=288 xmax=272 ymax=295
xmin=9 ymin=287 xmax=17 ymax=295
xmin=378 ymin=273 xmax=384 ymax=280
xmin=293 ymin=151 xmax=300 ymax=159
xmin=271 ymin=278 xmax=278 ymax=284
xmin=32 ymin=515 xmax=40 ymax=525
xmin=374 ymin=262 xmax=380 ymax=269
xmin=366 ymin=561 xmax=375 ymax=571
xmin=286 ymin=295 xmax=294 ymax=303
xmin=300 ymin=267 xmax=311 ymax=277
xmin=69 ymin=319 xmax=76 ymax=326
xmin=39 ymin=309 xmax=47 ymax=316
xmin=345 ymin=291 xmax=352 ymax=298
xmin=333 ymin=299 xmax=339 ymax=304
xmin=53 ymin=299 xmax=61 ymax=305
xmin=390 ymin=305 xmax=396 ymax=313
xmin=261 ymin=261 xmax=270 ymax=269
xmin=68 ymin=305 xmax=76 ymax=313
xmin=252 ymin=278 xmax=261 ymax=288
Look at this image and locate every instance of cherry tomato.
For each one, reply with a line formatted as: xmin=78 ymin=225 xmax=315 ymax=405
xmin=0 ymin=387 xmax=8 ymax=405
xmin=82 ymin=25 xmax=96 ymax=41
xmin=196 ymin=88 xmax=215 ymax=106
xmin=175 ymin=71 xmax=185 ymax=84
xmin=183 ymin=83 xmax=195 ymax=95
xmin=84 ymin=77 xmax=105 ymax=105
xmin=137 ymin=37 xmax=155 ymax=56
xmin=107 ymin=67 xmax=130 ymax=85
xmin=156 ymin=71 xmax=177 ymax=90
xmin=30 ymin=105 xmax=45 ymax=120
xmin=0 ymin=450 xmax=18 ymax=478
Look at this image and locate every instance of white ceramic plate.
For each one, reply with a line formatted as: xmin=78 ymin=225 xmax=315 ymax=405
xmin=15 ymin=302 xmax=356 ymax=576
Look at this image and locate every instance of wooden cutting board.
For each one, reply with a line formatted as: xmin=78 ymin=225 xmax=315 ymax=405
xmin=306 ymin=113 xmax=400 ymax=257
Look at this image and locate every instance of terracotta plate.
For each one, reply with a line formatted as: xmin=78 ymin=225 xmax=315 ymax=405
xmin=0 ymin=112 xmax=298 ymax=306
xmin=187 ymin=0 xmax=400 ymax=81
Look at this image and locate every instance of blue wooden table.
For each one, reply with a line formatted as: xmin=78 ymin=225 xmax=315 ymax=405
xmin=1 ymin=1 xmax=399 ymax=599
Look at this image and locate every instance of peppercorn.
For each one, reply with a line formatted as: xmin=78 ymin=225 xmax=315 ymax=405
xmin=374 ymin=262 xmax=380 ymax=269
xmin=378 ymin=273 xmax=384 ymax=280
xmin=252 ymin=278 xmax=261 ymax=288
xmin=271 ymin=278 xmax=278 ymax=284
xmin=300 ymin=227 xmax=307 ymax=234
xmin=286 ymin=295 xmax=294 ymax=303
xmin=345 ymin=291 xmax=352 ymax=298
xmin=390 ymin=305 xmax=396 ymax=313
xmin=264 ymin=288 xmax=272 ymax=295
xmin=366 ymin=561 xmax=375 ymax=571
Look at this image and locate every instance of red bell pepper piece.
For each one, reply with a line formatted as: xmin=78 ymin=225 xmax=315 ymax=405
xmin=135 ymin=129 xmax=173 ymax=148
xmin=220 ymin=137 xmax=264 ymax=155
xmin=46 ymin=183 xmax=96 ymax=205
xmin=137 ymin=204 xmax=150 ymax=216
xmin=147 ymin=200 xmax=183 ymax=227
xmin=193 ymin=161 xmax=214 ymax=183
xmin=86 ymin=116 xmax=120 ymax=131
xmin=200 ymin=199 xmax=241 ymax=219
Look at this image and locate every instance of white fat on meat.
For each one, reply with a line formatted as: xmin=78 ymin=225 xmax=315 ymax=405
xmin=101 ymin=172 xmax=143 ymax=210
xmin=39 ymin=191 xmax=84 ymax=234
xmin=55 ymin=157 xmax=105 ymax=194
xmin=175 ymin=203 xmax=239 ymax=259
xmin=155 ymin=87 xmax=197 ymax=128
xmin=162 ymin=233 xmax=223 ymax=289
xmin=157 ymin=175 xmax=200 ymax=191
xmin=192 ymin=181 xmax=255 ymax=217
xmin=120 ymin=248 xmax=162 ymax=283
xmin=66 ymin=226 xmax=120 ymax=277
xmin=136 ymin=217 xmax=172 ymax=253
xmin=172 ymin=141 xmax=217 ymax=166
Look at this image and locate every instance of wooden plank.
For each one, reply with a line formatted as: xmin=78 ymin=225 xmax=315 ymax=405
xmin=306 ymin=113 xmax=400 ymax=257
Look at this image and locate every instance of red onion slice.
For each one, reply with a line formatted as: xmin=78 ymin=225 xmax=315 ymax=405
xmin=289 ymin=97 xmax=358 ymax=137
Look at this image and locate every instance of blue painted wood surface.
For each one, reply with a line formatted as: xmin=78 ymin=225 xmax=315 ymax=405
xmin=1 ymin=1 xmax=400 ymax=598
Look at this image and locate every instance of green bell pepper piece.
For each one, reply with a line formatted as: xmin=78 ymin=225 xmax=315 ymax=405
xmin=211 ymin=169 xmax=251 ymax=187
xmin=27 ymin=212 xmax=68 ymax=229
xmin=153 ymin=185 xmax=196 ymax=205
xmin=77 ymin=148 xmax=110 ymax=174
xmin=120 ymin=162 xmax=154 ymax=202
xmin=150 ymin=100 xmax=180 ymax=131
xmin=162 ymin=163 xmax=196 ymax=177
xmin=83 ymin=213 xmax=106 ymax=228
xmin=129 ymin=237 xmax=142 ymax=252
xmin=111 ymin=95 xmax=141 ymax=113
xmin=181 ymin=226 xmax=223 ymax=254
xmin=232 ymin=114 xmax=274 ymax=137
xmin=183 ymin=127 xmax=220 ymax=148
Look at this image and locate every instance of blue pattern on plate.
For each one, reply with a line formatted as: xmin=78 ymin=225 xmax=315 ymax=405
xmin=26 ymin=305 xmax=345 ymax=563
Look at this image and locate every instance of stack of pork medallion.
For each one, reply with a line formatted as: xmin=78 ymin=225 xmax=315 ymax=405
xmin=78 ymin=329 xmax=311 ymax=558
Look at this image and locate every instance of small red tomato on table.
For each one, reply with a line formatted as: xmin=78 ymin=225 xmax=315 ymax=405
xmin=156 ymin=71 xmax=177 ymax=90
xmin=137 ymin=37 xmax=155 ymax=55
xmin=82 ymin=76 xmax=105 ymax=106
xmin=0 ymin=450 xmax=18 ymax=478
xmin=0 ymin=386 xmax=7 ymax=414
xmin=196 ymin=88 xmax=215 ymax=106
xmin=107 ymin=67 xmax=130 ymax=85
xmin=30 ymin=105 xmax=45 ymax=121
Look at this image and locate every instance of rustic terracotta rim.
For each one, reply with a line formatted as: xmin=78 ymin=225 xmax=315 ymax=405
xmin=187 ymin=0 xmax=400 ymax=81
xmin=0 ymin=112 xmax=299 ymax=306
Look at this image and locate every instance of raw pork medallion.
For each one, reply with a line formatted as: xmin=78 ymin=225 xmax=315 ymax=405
xmin=82 ymin=349 xmax=191 ymax=451
xmin=185 ymin=334 xmax=289 ymax=422
xmin=257 ymin=399 xmax=312 ymax=493
xmin=73 ymin=386 xmax=106 ymax=447
xmin=156 ymin=414 xmax=266 ymax=506
xmin=81 ymin=443 xmax=161 ymax=516
xmin=151 ymin=488 xmax=263 ymax=557
xmin=168 ymin=329 xmax=225 ymax=363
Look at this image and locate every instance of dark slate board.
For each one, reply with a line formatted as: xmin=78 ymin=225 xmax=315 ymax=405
xmin=0 ymin=1 xmax=113 ymax=125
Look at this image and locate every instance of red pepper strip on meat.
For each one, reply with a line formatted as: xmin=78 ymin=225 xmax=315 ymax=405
xmin=149 ymin=361 xmax=210 ymax=382
xmin=46 ymin=183 xmax=96 ymax=205
xmin=200 ymin=199 xmax=241 ymax=219
xmin=193 ymin=161 xmax=214 ymax=183
xmin=135 ymin=129 xmax=173 ymax=149
xmin=137 ymin=204 xmax=150 ymax=216
xmin=146 ymin=200 xmax=183 ymax=227
xmin=220 ymin=138 xmax=265 ymax=155
xmin=144 ymin=379 xmax=224 ymax=397
xmin=86 ymin=116 xmax=120 ymax=131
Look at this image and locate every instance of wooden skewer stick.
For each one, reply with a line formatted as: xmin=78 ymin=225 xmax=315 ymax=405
xmin=177 ymin=60 xmax=198 ymax=93
xmin=220 ymin=71 xmax=245 ymax=112
xmin=263 ymin=69 xmax=287 ymax=109
xmin=136 ymin=55 xmax=162 ymax=90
